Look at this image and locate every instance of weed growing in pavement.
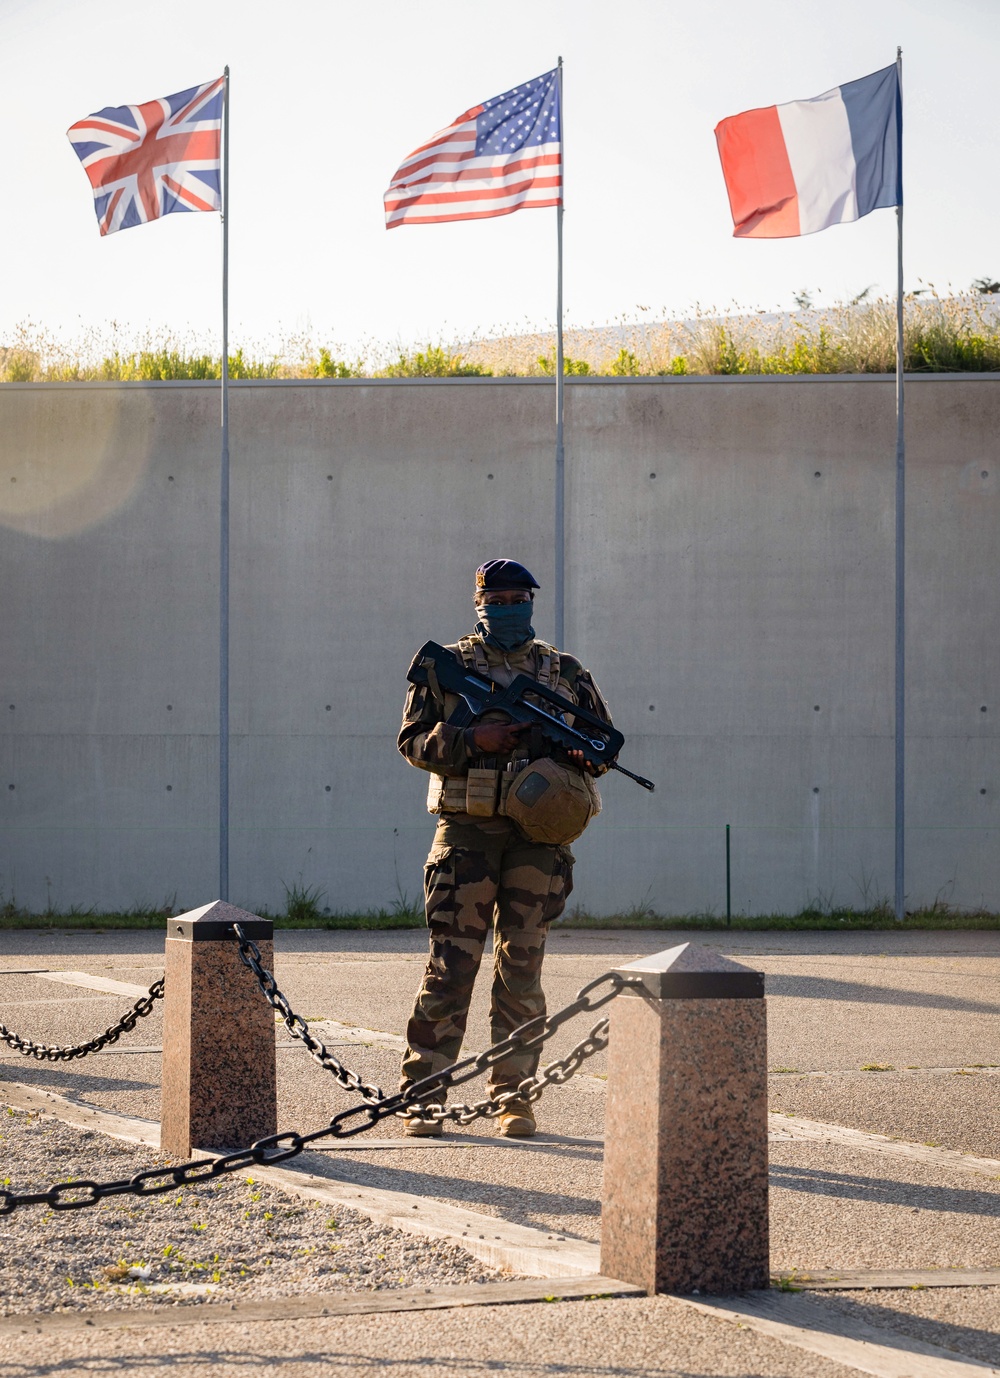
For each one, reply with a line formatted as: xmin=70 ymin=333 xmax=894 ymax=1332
xmin=281 ymin=879 xmax=327 ymax=924
xmin=860 ymin=1063 xmax=896 ymax=1072
xmin=611 ymin=887 xmax=658 ymax=927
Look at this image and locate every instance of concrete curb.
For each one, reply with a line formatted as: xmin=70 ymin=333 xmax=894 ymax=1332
xmin=0 ymin=1275 xmax=643 ymax=1336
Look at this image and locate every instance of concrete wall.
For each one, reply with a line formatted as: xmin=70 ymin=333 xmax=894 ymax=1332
xmin=1 ymin=376 xmax=997 ymax=917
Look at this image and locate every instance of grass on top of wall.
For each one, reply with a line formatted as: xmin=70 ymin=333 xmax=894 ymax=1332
xmin=3 ymin=292 xmax=1000 ymax=382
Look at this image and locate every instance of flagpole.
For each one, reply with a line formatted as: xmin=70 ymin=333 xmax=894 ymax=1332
xmin=219 ymin=65 xmax=231 ymax=902
xmin=554 ymin=55 xmax=565 ymax=649
xmin=903 ymin=45 xmax=909 ymax=926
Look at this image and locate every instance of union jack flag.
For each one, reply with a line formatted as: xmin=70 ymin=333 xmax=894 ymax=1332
xmin=67 ymin=76 xmax=224 ymax=236
xmin=384 ymin=69 xmax=561 ymax=229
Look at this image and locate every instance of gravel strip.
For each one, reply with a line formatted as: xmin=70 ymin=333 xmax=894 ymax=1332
xmin=0 ymin=1108 xmax=508 ymax=1317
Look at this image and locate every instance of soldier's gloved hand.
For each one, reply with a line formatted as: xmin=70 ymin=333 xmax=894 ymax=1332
xmin=470 ymin=721 xmax=531 ymax=755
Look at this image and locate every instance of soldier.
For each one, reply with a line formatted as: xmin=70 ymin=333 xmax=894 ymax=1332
xmin=397 ymin=558 xmax=613 ymax=1137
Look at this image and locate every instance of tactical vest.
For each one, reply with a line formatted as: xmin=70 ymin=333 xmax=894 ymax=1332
xmin=426 ymin=637 xmax=601 ymax=841
xmin=455 ymin=635 xmax=561 ymax=691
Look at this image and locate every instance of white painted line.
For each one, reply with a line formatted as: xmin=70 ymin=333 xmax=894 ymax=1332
xmin=0 ymin=996 xmax=121 ymax=1007
xmin=680 ymin=1290 xmax=999 ymax=1377
xmin=307 ymin=1019 xmax=405 ymax=1050
xmin=770 ymin=1113 xmax=1000 ymax=1180
xmin=281 ymin=1021 xmax=614 ymax=1089
xmin=88 ymin=1045 xmax=162 ymax=1056
xmin=0 ymin=1274 xmax=642 ymax=1336
xmin=33 ymin=971 xmax=152 ymax=998
xmin=303 ymin=1133 xmax=604 ymax=1153
xmin=772 ymin=1067 xmax=1000 ymax=1079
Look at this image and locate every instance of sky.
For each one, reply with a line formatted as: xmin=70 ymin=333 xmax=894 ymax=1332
xmin=1 ymin=0 xmax=998 ymax=356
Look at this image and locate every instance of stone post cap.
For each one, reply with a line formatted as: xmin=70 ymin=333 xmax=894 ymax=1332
xmin=167 ymin=900 xmax=272 ymax=942
xmin=615 ymin=942 xmax=764 ymax=1000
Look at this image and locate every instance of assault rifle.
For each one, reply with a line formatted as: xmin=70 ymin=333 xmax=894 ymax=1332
xmin=407 ymin=641 xmax=655 ymax=792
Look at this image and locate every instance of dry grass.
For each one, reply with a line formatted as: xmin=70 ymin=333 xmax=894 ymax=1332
xmin=3 ymin=293 xmax=999 ymax=381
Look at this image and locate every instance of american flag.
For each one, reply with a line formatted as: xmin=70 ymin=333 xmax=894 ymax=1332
xmin=384 ymin=69 xmax=561 ymax=229
xmin=67 ymin=77 xmax=224 ymax=237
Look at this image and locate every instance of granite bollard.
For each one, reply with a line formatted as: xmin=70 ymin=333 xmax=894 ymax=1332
xmin=160 ymin=901 xmax=277 ymax=1156
xmin=600 ymin=943 xmax=768 ymax=1294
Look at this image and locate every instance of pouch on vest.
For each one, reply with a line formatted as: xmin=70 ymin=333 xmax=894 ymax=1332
xmin=426 ymin=773 xmax=469 ymax=814
xmin=500 ymin=757 xmax=601 ymax=846
xmin=465 ymin=767 xmax=499 ymax=816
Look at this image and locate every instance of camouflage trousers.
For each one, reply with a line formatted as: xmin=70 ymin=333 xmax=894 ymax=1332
xmin=400 ymin=817 xmax=574 ymax=1100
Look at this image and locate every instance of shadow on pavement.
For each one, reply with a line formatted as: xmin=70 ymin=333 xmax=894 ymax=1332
xmin=765 ymin=974 xmax=1000 ymax=1016
xmin=819 ymin=1293 xmax=1000 ymax=1368
xmin=771 ymin=1163 xmax=1000 ymax=1216
xmin=0 ymin=1352 xmax=690 ymax=1377
xmin=296 ymin=1154 xmax=600 ymax=1230
xmin=0 ymin=1063 xmax=156 ymax=1095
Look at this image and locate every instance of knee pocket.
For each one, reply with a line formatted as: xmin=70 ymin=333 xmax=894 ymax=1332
xmin=424 ymin=845 xmax=457 ymax=927
xmin=424 ymin=844 xmax=497 ymax=936
xmin=425 ymin=843 xmax=490 ymax=890
xmin=424 ymin=841 xmax=455 ymax=885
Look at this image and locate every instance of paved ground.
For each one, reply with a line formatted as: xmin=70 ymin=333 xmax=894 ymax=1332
xmin=1 ymin=926 xmax=998 ymax=1376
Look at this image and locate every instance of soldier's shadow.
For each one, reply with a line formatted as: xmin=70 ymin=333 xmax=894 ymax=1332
xmin=299 ymin=1152 xmax=601 ymax=1233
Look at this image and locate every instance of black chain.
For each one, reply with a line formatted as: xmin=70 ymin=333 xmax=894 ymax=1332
xmin=0 ymin=979 xmax=165 ymax=1062
xmin=403 ymin=1014 xmax=615 ymax=1125
xmin=373 ymin=969 xmax=629 ymax=1131
xmin=0 ymin=961 xmax=635 ymax=1215
xmin=232 ymin=924 xmax=385 ymax=1103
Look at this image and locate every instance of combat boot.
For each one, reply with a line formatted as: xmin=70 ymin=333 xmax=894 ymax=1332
xmin=402 ymin=1115 xmax=443 ymax=1137
xmin=496 ymin=1097 xmax=536 ymax=1138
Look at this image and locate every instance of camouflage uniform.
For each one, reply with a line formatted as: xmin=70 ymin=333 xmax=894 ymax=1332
xmin=398 ymin=634 xmax=612 ymax=1099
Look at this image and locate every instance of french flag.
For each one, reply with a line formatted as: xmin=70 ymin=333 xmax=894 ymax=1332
xmin=715 ymin=64 xmax=901 ymax=238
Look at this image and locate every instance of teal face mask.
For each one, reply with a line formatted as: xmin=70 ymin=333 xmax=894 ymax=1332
xmin=477 ymin=603 xmax=535 ymax=651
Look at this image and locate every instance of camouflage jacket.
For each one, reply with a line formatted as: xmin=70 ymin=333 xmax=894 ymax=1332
xmin=398 ymin=634 xmax=613 ymax=779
